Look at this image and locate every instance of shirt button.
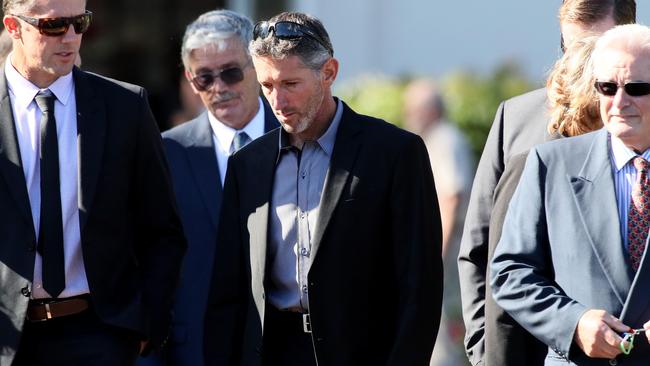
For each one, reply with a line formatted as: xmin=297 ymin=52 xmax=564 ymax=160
xmin=301 ymin=170 xmax=306 ymax=179
xmin=35 ymin=284 xmax=42 ymax=289
xmin=302 ymin=285 xmax=308 ymax=294
xmin=300 ymin=212 xmax=305 ymax=219
xmin=301 ymin=248 xmax=309 ymax=256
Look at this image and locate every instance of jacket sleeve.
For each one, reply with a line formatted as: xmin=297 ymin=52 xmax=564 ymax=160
xmin=457 ymin=101 xmax=506 ymax=366
xmin=490 ymin=148 xmax=587 ymax=361
xmin=386 ymin=134 xmax=444 ymax=365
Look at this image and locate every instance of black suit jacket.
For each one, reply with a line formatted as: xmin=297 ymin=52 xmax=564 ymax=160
xmin=0 ymin=67 xmax=186 ymax=366
xmin=457 ymin=88 xmax=549 ymax=366
xmin=204 ymin=101 xmax=443 ymax=366
xmin=156 ymin=102 xmax=278 ymax=366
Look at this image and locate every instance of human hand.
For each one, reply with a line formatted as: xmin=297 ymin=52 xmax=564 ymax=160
xmin=644 ymin=320 xmax=650 ymax=344
xmin=574 ymin=309 xmax=630 ymax=359
xmin=140 ymin=341 xmax=148 ymax=355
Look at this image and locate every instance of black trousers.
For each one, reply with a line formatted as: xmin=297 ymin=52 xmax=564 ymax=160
xmin=262 ymin=305 xmax=317 ymax=366
xmin=13 ymin=306 xmax=140 ymax=366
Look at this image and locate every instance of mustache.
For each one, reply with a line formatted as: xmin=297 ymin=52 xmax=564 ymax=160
xmin=212 ymin=91 xmax=239 ymax=104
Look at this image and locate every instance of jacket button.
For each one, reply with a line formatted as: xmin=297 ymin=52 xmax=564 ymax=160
xmin=609 ymin=359 xmax=618 ymax=365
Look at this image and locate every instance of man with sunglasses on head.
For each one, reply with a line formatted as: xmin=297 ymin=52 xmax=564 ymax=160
xmin=0 ymin=0 xmax=187 ymax=365
xmin=491 ymin=23 xmax=650 ymax=365
xmin=458 ymin=1 xmax=636 ymax=365
xmin=204 ymin=11 xmax=443 ymax=366
xmin=140 ymin=10 xmax=279 ymax=366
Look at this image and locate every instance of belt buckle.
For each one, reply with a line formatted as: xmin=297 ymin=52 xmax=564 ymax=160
xmin=45 ymin=303 xmax=52 ymax=320
xmin=302 ymin=313 xmax=312 ymax=333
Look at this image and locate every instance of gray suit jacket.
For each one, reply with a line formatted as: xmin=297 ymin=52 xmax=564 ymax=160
xmin=458 ymin=87 xmax=550 ymax=365
xmin=491 ymin=129 xmax=650 ymax=365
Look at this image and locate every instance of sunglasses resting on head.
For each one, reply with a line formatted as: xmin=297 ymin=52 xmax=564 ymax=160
xmin=12 ymin=10 xmax=92 ymax=37
xmin=253 ymin=20 xmax=333 ymax=56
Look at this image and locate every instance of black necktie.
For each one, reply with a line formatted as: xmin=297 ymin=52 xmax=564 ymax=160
xmin=35 ymin=90 xmax=65 ymax=298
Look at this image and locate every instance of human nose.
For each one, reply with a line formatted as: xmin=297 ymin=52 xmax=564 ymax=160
xmin=61 ymin=24 xmax=79 ymax=43
xmin=611 ymin=85 xmax=631 ymax=110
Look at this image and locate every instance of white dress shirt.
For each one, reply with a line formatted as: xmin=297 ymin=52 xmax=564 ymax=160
xmin=208 ymin=97 xmax=266 ymax=185
xmin=609 ymin=133 xmax=650 ymax=251
xmin=5 ymin=55 xmax=89 ymax=299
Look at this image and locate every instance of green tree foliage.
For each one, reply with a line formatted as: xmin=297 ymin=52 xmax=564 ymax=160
xmin=336 ymin=62 xmax=536 ymax=159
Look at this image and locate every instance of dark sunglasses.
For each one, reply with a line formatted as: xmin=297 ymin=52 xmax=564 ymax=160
xmin=13 ymin=10 xmax=92 ymax=37
xmin=190 ymin=65 xmax=248 ymax=91
xmin=253 ymin=20 xmax=333 ymax=56
xmin=594 ymin=81 xmax=650 ymax=97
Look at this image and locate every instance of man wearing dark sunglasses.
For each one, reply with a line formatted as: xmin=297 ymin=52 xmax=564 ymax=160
xmin=204 ymin=11 xmax=443 ymax=366
xmin=140 ymin=10 xmax=279 ymax=366
xmin=0 ymin=0 xmax=187 ymax=365
xmin=491 ymin=23 xmax=650 ymax=366
xmin=458 ymin=1 xmax=636 ymax=366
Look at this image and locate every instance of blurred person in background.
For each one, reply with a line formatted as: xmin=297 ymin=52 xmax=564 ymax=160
xmin=458 ymin=1 xmax=635 ymax=365
xmin=138 ymin=9 xmax=279 ymax=366
xmin=491 ymin=23 xmax=650 ymax=365
xmin=0 ymin=0 xmax=186 ymax=364
xmin=404 ymin=78 xmax=474 ymax=366
xmin=204 ymin=11 xmax=443 ymax=366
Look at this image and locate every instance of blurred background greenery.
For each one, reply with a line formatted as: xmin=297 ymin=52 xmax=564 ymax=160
xmin=336 ymin=61 xmax=536 ymax=159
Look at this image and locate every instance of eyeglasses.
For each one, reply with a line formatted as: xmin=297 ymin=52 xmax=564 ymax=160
xmin=189 ymin=65 xmax=249 ymax=91
xmin=594 ymin=81 xmax=650 ymax=97
xmin=253 ymin=20 xmax=333 ymax=56
xmin=12 ymin=10 xmax=92 ymax=37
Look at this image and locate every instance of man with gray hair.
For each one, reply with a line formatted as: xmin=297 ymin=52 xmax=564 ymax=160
xmin=204 ymin=11 xmax=443 ymax=366
xmin=141 ymin=9 xmax=278 ymax=366
xmin=492 ymin=23 xmax=650 ymax=365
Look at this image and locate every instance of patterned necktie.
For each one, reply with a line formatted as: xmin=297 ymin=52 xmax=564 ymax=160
xmin=35 ymin=90 xmax=65 ymax=298
xmin=628 ymin=156 xmax=650 ymax=272
xmin=231 ymin=131 xmax=251 ymax=153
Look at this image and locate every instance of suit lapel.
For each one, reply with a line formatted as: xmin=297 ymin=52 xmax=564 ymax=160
xmin=0 ymin=69 xmax=33 ymax=228
xmin=74 ymin=68 xmax=107 ymax=232
xmin=185 ymin=113 xmax=222 ymax=229
xmin=310 ymin=104 xmax=362 ymax=260
xmin=245 ymin=133 xmax=278 ymax=321
xmin=569 ymin=129 xmax=632 ymax=306
xmin=621 ymin=242 xmax=650 ymax=325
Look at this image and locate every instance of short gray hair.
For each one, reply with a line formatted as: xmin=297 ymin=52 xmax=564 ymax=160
xmin=249 ymin=12 xmax=333 ymax=71
xmin=181 ymin=9 xmax=253 ymax=70
xmin=592 ymin=23 xmax=650 ymax=64
xmin=3 ymin=0 xmax=62 ymax=15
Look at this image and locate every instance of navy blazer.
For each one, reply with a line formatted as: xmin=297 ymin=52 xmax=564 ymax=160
xmin=491 ymin=129 xmax=650 ymax=365
xmin=147 ymin=101 xmax=278 ymax=366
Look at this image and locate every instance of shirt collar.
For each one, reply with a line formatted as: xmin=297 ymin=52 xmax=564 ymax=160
xmin=5 ymin=53 xmax=74 ymax=109
xmin=609 ymin=132 xmax=650 ymax=172
xmin=277 ymin=97 xmax=343 ymax=156
xmin=208 ymin=97 xmax=265 ymax=154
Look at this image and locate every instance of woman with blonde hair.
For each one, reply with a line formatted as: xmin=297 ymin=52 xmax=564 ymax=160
xmin=547 ymin=34 xmax=602 ymax=137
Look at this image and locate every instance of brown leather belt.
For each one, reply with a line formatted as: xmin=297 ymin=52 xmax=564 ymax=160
xmin=27 ymin=296 xmax=89 ymax=322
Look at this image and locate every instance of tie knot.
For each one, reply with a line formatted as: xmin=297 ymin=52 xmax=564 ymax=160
xmin=232 ymin=131 xmax=251 ymax=153
xmin=34 ymin=89 xmax=55 ymax=114
xmin=633 ymin=156 xmax=649 ymax=174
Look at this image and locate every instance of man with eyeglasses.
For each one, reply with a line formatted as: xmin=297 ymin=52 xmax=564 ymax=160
xmin=491 ymin=23 xmax=650 ymax=365
xmin=458 ymin=1 xmax=636 ymax=366
xmin=138 ymin=10 xmax=279 ymax=366
xmin=204 ymin=11 xmax=443 ymax=366
xmin=0 ymin=0 xmax=187 ymax=365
